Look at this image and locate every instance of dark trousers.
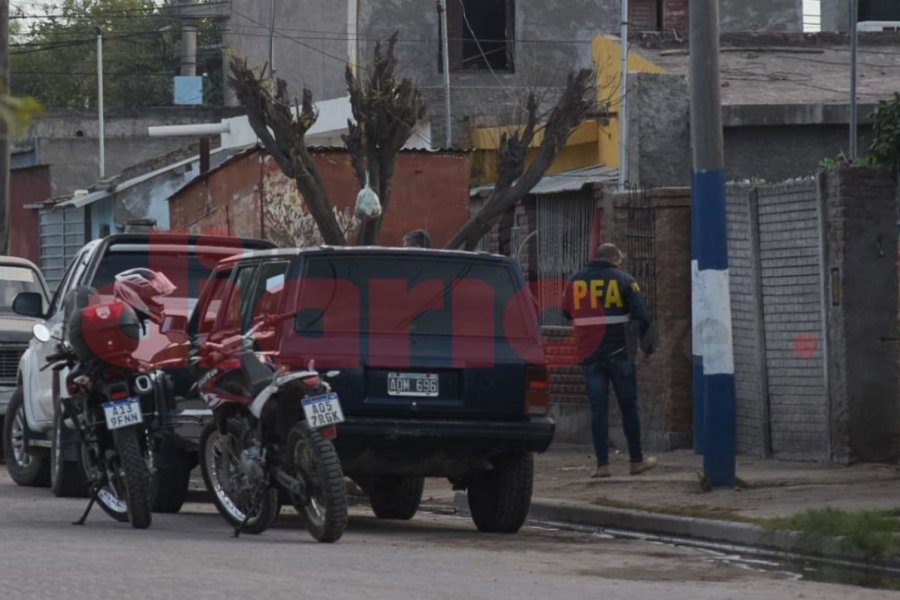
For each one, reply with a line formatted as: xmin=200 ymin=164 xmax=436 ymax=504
xmin=582 ymin=353 xmax=644 ymax=465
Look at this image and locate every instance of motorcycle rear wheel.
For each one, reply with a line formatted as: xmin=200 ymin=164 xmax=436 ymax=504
xmin=200 ymin=417 xmax=278 ymax=534
xmin=81 ymin=443 xmax=128 ymax=523
xmin=111 ymin=426 xmax=152 ymax=529
xmin=287 ymin=424 xmax=347 ymax=543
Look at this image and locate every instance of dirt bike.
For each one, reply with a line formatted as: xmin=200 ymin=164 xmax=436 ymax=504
xmin=195 ymin=315 xmax=348 ymax=542
xmin=34 ymin=318 xmax=156 ymax=529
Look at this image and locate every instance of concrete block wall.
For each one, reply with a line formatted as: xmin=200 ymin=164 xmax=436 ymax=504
xmin=726 ymin=185 xmax=770 ymax=456
xmin=756 ymin=180 xmax=830 ymax=461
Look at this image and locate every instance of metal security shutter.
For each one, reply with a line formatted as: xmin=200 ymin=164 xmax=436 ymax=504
xmin=39 ymin=206 xmax=85 ymax=290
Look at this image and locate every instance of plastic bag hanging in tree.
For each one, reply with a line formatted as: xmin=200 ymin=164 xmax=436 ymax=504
xmin=355 ymin=171 xmax=382 ymax=220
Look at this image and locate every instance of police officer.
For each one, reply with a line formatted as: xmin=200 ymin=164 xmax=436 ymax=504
xmin=563 ymin=243 xmax=657 ymax=478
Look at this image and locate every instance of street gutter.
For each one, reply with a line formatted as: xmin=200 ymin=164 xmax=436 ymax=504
xmin=449 ymin=492 xmax=900 ymax=576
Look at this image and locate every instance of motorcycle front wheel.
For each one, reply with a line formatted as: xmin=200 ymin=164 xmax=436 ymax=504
xmin=286 ymin=424 xmax=347 ymax=543
xmin=199 ymin=417 xmax=279 ymax=534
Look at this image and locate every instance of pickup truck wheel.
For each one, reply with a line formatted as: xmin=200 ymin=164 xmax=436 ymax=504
xmin=368 ymin=475 xmax=425 ymax=520
xmin=2 ymin=387 xmax=50 ymax=487
xmin=467 ymin=452 xmax=533 ymax=534
xmin=50 ymin=404 xmax=89 ymax=498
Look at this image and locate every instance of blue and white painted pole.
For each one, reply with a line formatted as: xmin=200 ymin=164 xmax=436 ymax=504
xmin=690 ymin=0 xmax=735 ymax=486
xmin=691 ymin=200 xmax=704 ymax=455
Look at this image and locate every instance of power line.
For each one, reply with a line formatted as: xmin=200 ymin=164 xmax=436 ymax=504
xmin=9 ymin=1 xmax=229 ymax=19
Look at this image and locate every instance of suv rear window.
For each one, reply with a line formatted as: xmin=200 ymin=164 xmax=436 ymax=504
xmin=295 ymin=255 xmax=537 ymax=339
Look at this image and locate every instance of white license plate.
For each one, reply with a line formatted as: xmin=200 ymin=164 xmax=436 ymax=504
xmin=387 ymin=372 xmax=439 ymax=397
xmin=302 ymin=392 xmax=345 ymax=429
xmin=102 ymin=397 xmax=143 ymax=430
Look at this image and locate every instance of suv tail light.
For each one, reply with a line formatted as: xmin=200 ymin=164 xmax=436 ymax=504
xmin=525 ymin=365 xmax=550 ymax=416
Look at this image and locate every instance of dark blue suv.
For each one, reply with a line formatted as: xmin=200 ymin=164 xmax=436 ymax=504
xmin=192 ymin=247 xmax=555 ymax=533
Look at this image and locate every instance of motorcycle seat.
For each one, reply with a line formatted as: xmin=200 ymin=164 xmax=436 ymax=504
xmin=240 ymin=351 xmax=274 ymax=398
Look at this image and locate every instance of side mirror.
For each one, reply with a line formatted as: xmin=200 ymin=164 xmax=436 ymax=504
xmin=160 ymin=314 xmax=189 ymax=344
xmin=13 ymin=292 xmax=45 ymax=319
xmin=32 ymin=323 xmax=52 ymax=343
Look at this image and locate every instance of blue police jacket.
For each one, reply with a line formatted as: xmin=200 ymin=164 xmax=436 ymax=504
xmin=562 ymin=259 xmax=654 ymax=364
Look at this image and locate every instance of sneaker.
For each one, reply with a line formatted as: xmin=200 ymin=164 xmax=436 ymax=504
xmin=591 ymin=465 xmax=611 ymax=478
xmin=630 ymin=456 xmax=658 ymax=476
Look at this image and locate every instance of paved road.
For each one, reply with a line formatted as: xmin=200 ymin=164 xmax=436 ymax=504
xmin=0 ymin=470 xmax=893 ymax=600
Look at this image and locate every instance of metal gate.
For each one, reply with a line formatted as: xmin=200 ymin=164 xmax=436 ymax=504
xmin=39 ymin=206 xmax=85 ymax=290
xmin=625 ymin=186 xmax=657 ymax=320
xmin=536 ymin=189 xmax=596 ymax=327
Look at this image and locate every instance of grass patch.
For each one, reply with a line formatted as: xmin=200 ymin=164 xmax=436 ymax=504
xmin=763 ymin=508 xmax=900 ymax=559
xmin=591 ymin=497 xmax=759 ymax=523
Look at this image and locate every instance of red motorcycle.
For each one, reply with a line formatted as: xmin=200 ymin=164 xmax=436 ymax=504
xmin=195 ymin=316 xmax=348 ymax=541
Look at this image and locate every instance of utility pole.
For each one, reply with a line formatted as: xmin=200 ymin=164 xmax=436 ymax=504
xmin=689 ymin=0 xmax=735 ymax=487
xmin=96 ymin=28 xmax=105 ymax=179
xmin=0 ymin=0 xmax=10 ymax=253
xmin=849 ymin=0 xmax=859 ymax=161
xmin=618 ymin=0 xmax=628 ymax=191
xmin=437 ymin=0 xmax=452 ymax=147
xmin=268 ymin=0 xmax=276 ymax=78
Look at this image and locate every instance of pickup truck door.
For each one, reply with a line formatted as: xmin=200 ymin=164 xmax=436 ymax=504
xmin=22 ymin=248 xmax=91 ymax=432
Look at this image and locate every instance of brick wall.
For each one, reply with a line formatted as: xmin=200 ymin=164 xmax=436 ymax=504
xmin=169 ymin=148 xmax=471 ymax=246
xmin=663 ymin=0 xmax=689 ymax=30
xmin=611 ymin=188 xmax=693 ymax=450
xmin=823 ymin=167 xmax=899 ymax=463
xmin=629 ymin=0 xmax=689 ymax=32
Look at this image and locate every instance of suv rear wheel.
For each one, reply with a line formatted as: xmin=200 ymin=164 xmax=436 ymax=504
xmin=367 ymin=475 xmax=425 ymax=520
xmin=467 ymin=452 xmax=533 ymax=534
xmin=3 ymin=387 xmax=50 ymax=487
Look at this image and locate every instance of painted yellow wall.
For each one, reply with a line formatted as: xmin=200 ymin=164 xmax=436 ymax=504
xmin=469 ymin=36 xmax=664 ymax=183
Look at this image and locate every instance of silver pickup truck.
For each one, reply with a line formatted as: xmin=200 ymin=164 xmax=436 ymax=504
xmin=2 ymin=234 xmax=273 ymax=510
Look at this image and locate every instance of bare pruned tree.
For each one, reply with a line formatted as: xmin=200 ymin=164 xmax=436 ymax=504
xmin=229 ymin=35 xmax=594 ymax=251
xmin=343 ymin=32 xmax=426 ymax=245
xmin=445 ymin=69 xmax=595 ymax=250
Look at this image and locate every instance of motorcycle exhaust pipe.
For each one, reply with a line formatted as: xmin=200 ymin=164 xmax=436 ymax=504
xmin=133 ymin=374 xmax=154 ymax=396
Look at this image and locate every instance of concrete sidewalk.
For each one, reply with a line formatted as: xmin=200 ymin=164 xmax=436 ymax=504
xmin=424 ymin=443 xmax=900 ymax=564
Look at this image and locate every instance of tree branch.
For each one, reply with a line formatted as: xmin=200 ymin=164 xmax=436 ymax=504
xmin=228 ymin=58 xmax=346 ymax=246
xmin=446 ymin=69 xmax=595 ymax=250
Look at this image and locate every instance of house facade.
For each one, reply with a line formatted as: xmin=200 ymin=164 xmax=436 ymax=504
xmin=223 ymin=0 xmax=803 ymax=145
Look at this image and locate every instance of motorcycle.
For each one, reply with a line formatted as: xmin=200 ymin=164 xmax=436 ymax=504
xmin=195 ymin=314 xmax=348 ymax=542
xmin=39 ymin=270 xmax=184 ymax=529
xmin=34 ymin=303 xmax=156 ymax=529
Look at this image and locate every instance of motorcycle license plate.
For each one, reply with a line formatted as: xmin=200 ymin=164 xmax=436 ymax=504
xmin=102 ymin=397 xmax=143 ymax=430
xmin=302 ymin=393 xmax=345 ymax=429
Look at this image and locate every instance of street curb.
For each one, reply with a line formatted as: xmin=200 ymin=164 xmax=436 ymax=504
xmin=452 ymin=492 xmax=900 ymax=571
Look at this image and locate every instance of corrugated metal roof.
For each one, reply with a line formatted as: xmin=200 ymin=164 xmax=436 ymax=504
xmin=55 ymin=144 xmax=253 ymax=208
xmin=470 ymin=165 xmax=618 ymax=197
